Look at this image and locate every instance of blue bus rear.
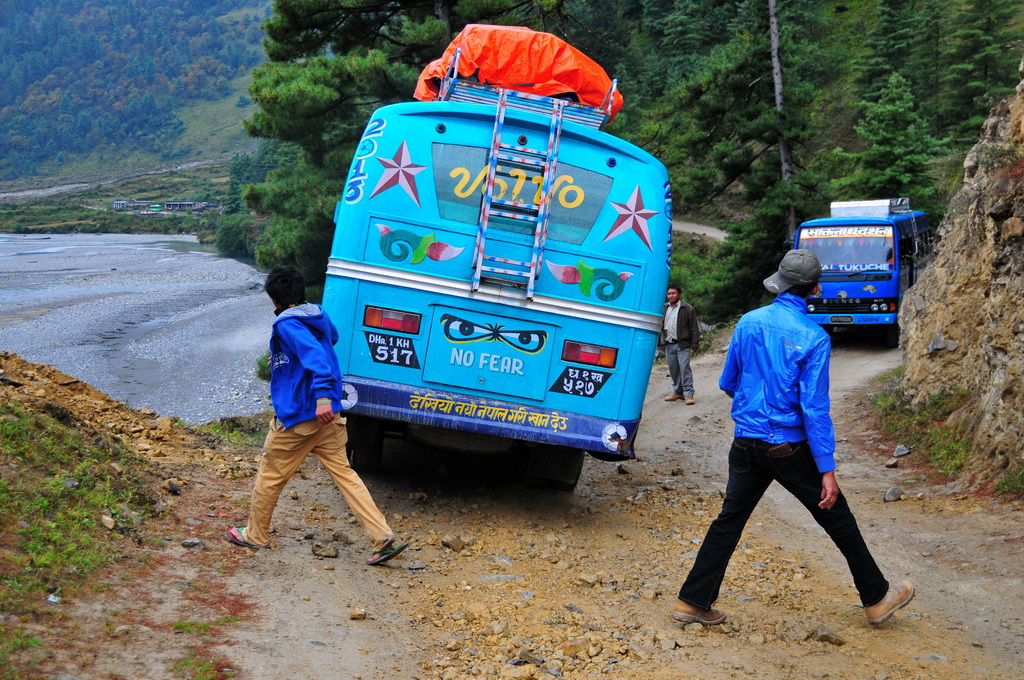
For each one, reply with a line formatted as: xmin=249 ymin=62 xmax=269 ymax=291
xmin=794 ymin=198 xmax=933 ymax=346
xmin=322 ymin=81 xmax=671 ymax=488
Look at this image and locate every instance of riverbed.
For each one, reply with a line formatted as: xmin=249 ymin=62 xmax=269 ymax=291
xmin=0 ymin=233 xmax=272 ymax=424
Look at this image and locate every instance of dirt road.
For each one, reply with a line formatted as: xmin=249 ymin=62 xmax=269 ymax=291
xmin=19 ymin=333 xmax=1024 ymax=679
xmin=672 ymin=219 xmax=728 ymax=241
xmin=0 ymin=158 xmax=233 ymax=201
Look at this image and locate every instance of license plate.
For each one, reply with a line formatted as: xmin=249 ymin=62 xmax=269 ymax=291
xmin=830 ymin=315 xmax=854 ymax=324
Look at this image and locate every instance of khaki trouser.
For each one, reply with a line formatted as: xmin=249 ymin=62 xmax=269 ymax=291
xmin=244 ymin=416 xmax=393 ymax=550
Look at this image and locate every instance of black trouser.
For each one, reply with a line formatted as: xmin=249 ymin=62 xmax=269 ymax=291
xmin=678 ymin=437 xmax=889 ymax=609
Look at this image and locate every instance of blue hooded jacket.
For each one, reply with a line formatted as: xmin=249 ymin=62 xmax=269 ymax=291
xmin=268 ymin=303 xmax=344 ymax=428
xmin=719 ymin=292 xmax=837 ymax=473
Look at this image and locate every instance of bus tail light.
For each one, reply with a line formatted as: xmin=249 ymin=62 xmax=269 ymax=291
xmin=562 ymin=341 xmax=617 ymax=368
xmin=363 ymin=306 xmax=421 ymax=334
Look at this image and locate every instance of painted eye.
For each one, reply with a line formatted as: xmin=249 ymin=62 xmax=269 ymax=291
xmin=499 ymin=329 xmax=548 ymax=354
xmin=440 ymin=314 xmax=493 ymax=342
xmin=439 ymin=313 xmax=547 ymax=353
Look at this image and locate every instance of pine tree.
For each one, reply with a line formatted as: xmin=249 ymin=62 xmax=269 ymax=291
xmin=642 ymin=0 xmax=829 ymax=317
xmin=853 ymin=0 xmax=920 ymax=104
xmin=939 ymin=0 xmax=1018 ymax=144
xmin=627 ymin=0 xmax=740 ymax=90
xmin=243 ymin=0 xmax=570 ymax=286
xmin=910 ymin=0 xmax=948 ymax=137
xmin=225 ymin=142 xmax=283 ymax=215
xmin=841 ymin=72 xmax=944 ymax=207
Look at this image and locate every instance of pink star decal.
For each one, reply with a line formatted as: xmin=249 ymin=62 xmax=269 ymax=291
xmin=369 ymin=141 xmax=426 ymax=207
xmin=604 ymin=186 xmax=657 ymax=250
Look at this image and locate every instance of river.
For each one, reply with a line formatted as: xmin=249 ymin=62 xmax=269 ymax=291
xmin=0 ymin=233 xmax=271 ymax=424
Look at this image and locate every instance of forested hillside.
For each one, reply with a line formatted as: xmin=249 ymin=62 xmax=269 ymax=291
xmin=235 ymin=0 xmax=1022 ymax=317
xmin=3 ymin=0 xmax=1022 ymax=320
xmin=0 ymin=0 xmax=269 ymax=181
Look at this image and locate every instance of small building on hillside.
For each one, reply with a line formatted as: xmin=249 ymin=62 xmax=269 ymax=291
xmin=112 ymin=199 xmax=222 ymax=214
xmin=112 ymin=200 xmax=152 ymax=211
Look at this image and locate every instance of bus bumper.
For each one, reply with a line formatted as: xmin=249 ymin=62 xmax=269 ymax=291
xmin=808 ymin=313 xmax=897 ymax=326
xmin=340 ymin=376 xmax=638 ymax=460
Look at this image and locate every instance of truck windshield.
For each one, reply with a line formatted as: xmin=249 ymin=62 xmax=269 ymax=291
xmin=798 ymin=225 xmax=894 ymax=272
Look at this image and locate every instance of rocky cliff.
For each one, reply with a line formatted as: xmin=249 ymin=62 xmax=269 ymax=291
xmin=900 ymin=57 xmax=1024 ymax=482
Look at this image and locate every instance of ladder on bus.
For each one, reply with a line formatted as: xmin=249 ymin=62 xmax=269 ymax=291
xmin=468 ymin=89 xmax=565 ymax=299
xmin=436 ymin=49 xmax=615 ymax=299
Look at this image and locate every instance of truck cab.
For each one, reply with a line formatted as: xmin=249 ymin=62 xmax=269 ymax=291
xmin=794 ymin=198 xmax=932 ymax=347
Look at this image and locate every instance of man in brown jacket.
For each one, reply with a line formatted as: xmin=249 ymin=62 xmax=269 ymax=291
xmin=659 ymin=284 xmax=701 ymax=404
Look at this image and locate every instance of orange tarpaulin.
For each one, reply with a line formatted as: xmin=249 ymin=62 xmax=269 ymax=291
xmin=413 ymin=24 xmax=624 ymax=121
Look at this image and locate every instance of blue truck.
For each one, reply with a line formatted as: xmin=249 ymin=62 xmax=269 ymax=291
xmin=793 ymin=198 xmax=933 ymax=347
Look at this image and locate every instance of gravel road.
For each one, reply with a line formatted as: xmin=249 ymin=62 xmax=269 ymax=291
xmin=0 ymin=233 xmax=271 ymax=424
xmin=6 ymin=240 xmax=1024 ymax=678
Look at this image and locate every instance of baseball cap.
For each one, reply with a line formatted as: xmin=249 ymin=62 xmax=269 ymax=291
xmin=763 ymin=249 xmax=822 ymax=294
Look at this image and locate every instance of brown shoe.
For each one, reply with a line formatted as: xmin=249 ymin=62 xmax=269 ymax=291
xmin=864 ymin=580 xmax=915 ymax=626
xmin=673 ymin=599 xmax=727 ymax=626
xmin=685 ymin=396 xmax=696 ymax=405
xmin=664 ymin=393 xmax=683 ymax=402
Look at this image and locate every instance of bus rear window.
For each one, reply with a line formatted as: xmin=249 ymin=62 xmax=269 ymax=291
xmin=432 ymin=143 xmax=613 ymax=245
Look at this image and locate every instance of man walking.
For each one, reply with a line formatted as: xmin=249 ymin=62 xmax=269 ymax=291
xmin=226 ymin=266 xmax=409 ymax=566
xmin=672 ymin=249 xmax=914 ymax=627
xmin=660 ymin=285 xmax=700 ymax=404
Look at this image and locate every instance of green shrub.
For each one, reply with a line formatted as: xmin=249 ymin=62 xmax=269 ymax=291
xmin=870 ymin=371 xmax=972 ymax=476
xmin=997 ymin=468 xmax=1024 ymax=496
xmin=255 ymin=351 xmax=270 ymax=381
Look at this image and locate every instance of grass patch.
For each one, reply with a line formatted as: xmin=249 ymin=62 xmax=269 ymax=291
xmin=997 ymin=468 xmax=1024 ymax=496
xmin=171 ymin=615 xmax=241 ymax=635
xmin=171 ymin=651 xmax=235 ymax=680
xmin=0 ymin=628 xmax=40 ymax=666
xmin=869 ymin=369 xmax=972 ymax=477
xmin=172 ymin=72 xmax=257 ymax=158
xmin=172 ymin=620 xmax=215 ymax=635
xmin=197 ymin=413 xmax=270 ymax=448
xmin=0 ymin=402 xmax=160 ymax=624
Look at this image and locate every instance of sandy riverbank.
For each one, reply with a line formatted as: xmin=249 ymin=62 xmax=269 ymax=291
xmin=0 ymin=233 xmax=270 ymax=423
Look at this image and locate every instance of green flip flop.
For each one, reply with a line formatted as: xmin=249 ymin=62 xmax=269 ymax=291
xmin=224 ymin=527 xmax=269 ymax=550
xmin=367 ymin=539 xmax=409 ymax=565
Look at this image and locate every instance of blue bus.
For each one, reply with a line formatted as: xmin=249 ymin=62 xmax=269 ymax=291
xmin=794 ymin=198 xmax=933 ymax=347
xmin=321 ymin=30 xmax=672 ymax=489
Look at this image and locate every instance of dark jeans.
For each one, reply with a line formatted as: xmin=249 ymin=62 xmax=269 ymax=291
xmin=678 ymin=437 xmax=889 ymax=609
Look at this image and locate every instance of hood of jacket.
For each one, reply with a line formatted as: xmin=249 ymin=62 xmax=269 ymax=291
xmin=273 ymin=303 xmax=337 ymax=344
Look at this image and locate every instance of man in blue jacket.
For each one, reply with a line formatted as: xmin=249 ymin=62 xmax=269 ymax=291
xmin=226 ymin=266 xmax=408 ymax=566
xmin=672 ymin=249 xmax=914 ymax=627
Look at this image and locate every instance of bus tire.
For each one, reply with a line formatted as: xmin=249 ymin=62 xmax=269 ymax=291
xmin=523 ymin=446 xmax=585 ymax=491
xmin=884 ymin=323 xmax=900 ymax=348
xmin=346 ymin=415 xmax=384 ymax=473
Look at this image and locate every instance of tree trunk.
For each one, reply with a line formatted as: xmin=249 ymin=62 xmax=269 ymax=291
xmin=435 ymin=0 xmax=452 ymax=38
xmin=768 ymin=0 xmax=797 ymax=238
